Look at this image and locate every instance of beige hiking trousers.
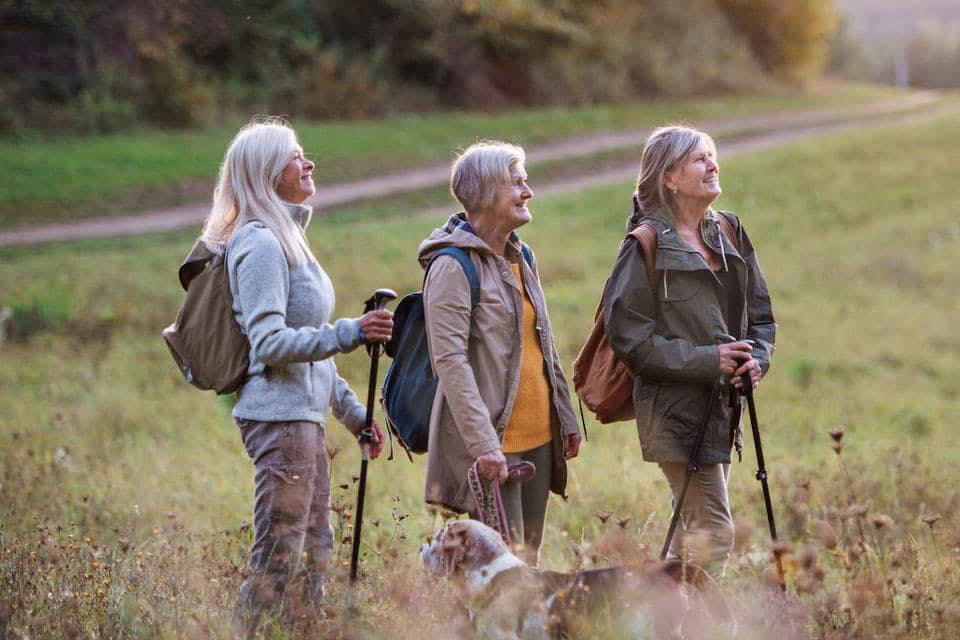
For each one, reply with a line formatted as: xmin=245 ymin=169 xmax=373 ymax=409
xmin=659 ymin=462 xmax=734 ymax=577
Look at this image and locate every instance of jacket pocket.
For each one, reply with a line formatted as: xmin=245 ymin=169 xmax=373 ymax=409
xmin=473 ymin=300 xmax=515 ymax=343
xmin=658 ymin=269 xmax=703 ymax=302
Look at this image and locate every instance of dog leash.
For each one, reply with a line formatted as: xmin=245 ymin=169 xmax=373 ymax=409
xmin=467 ymin=460 xmax=535 ymax=547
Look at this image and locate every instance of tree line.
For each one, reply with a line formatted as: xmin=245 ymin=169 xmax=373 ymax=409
xmin=1 ymin=0 xmax=837 ymax=135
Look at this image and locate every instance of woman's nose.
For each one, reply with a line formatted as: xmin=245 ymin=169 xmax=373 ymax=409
xmin=305 ymin=157 xmax=315 ymax=171
xmin=522 ymin=183 xmax=534 ymax=199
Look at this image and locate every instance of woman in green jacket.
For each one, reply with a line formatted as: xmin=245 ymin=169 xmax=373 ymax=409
xmin=604 ymin=125 xmax=776 ymax=575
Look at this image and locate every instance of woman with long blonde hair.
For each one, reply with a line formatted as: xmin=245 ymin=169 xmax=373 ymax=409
xmin=202 ymin=117 xmax=392 ymax=630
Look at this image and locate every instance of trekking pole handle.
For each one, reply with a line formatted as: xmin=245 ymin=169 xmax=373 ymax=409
xmin=364 ymin=288 xmax=397 ymax=312
xmin=363 ymin=288 xmax=396 ymax=356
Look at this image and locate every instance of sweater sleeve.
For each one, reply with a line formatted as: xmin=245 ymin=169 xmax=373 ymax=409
xmin=603 ymin=240 xmax=718 ymax=383
xmin=229 ymin=225 xmax=361 ymax=367
xmin=328 ymin=360 xmax=367 ymax=434
xmin=422 ymin=256 xmax=501 ymax=458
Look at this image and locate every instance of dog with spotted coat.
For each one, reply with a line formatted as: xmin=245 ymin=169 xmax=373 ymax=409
xmin=421 ymin=520 xmax=734 ymax=639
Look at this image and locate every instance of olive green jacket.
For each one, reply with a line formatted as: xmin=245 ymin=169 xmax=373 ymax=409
xmin=604 ymin=207 xmax=775 ymax=464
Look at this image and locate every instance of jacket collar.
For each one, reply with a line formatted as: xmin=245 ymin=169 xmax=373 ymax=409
xmin=284 ymin=202 xmax=313 ymax=231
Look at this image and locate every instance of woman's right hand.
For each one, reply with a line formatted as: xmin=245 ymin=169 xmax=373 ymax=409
xmin=717 ymin=340 xmax=753 ymax=376
xmin=476 ymin=448 xmax=508 ymax=482
xmin=358 ymin=309 xmax=393 ymax=343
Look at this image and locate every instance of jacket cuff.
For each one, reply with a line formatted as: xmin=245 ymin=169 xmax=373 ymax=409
xmin=343 ymin=405 xmax=368 ymax=435
xmin=465 ymin=436 xmax=502 ymax=460
xmin=695 ymin=345 xmax=721 ymax=379
xmin=335 ymin=318 xmax=362 ymax=352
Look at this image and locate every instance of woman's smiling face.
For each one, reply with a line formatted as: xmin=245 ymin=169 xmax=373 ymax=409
xmin=276 ymin=146 xmax=315 ymax=204
xmin=665 ymin=139 xmax=721 ymax=206
xmin=487 ymin=162 xmax=534 ymax=230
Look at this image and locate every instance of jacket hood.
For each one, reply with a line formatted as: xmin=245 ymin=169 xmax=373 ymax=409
xmin=417 ymin=212 xmax=522 ymax=267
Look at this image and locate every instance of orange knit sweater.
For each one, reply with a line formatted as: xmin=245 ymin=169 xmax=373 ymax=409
xmin=502 ymin=263 xmax=552 ymax=453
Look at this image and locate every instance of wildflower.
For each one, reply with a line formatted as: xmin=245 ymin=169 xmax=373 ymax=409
xmin=616 ymin=517 xmax=631 ymax=529
xmin=844 ymin=502 xmax=870 ymax=519
xmin=796 ymin=476 xmax=811 ymax=490
xmin=594 ymin=510 xmax=612 ymax=524
xmin=920 ymin=513 xmax=942 ymax=528
xmin=871 ymin=514 xmax=894 ymax=530
xmin=828 ymin=426 xmax=845 ymax=442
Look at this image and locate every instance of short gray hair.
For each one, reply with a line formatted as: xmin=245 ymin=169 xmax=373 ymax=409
xmin=450 ymin=141 xmax=526 ymax=213
xmin=635 ymin=125 xmax=717 ymax=216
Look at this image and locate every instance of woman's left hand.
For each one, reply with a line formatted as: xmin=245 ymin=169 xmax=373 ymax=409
xmin=360 ymin=421 xmax=385 ymax=459
xmin=732 ymin=358 xmax=762 ymax=391
xmin=562 ymin=433 xmax=582 ymax=460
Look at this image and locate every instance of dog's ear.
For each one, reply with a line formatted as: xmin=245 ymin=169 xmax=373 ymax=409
xmin=439 ymin=522 xmax=471 ymax=578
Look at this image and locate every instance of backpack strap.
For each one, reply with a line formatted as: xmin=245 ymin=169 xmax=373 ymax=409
xmin=520 ymin=242 xmax=534 ymax=271
xmin=426 ymin=247 xmax=480 ymax=311
xmin=627 ymin=224 xmax=658 ymax=291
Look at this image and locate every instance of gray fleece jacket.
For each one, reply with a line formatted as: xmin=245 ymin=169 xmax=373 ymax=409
xmin=226 ymin=203 xmax=367 ymax=431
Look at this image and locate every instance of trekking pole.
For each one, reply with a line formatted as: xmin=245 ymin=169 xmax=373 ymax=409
xmin=738 ymin=360 xmax=787 ymax=592
xmin=350 ymin=288 xmax=396 ymax=584
xmin=660 ymin=368 xmax=726 ymax=561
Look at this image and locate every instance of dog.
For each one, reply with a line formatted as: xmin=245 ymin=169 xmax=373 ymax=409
xmin=421 ymin=520 xmax=734 ymax=639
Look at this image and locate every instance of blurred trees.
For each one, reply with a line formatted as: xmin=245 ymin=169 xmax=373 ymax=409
xmin=0 ymin=0 xmax=840 ymax=135
xmin=717 ymin=0 xmax=838 ymax=82
xmin=828 ymin=0 xmax=960 ymax=89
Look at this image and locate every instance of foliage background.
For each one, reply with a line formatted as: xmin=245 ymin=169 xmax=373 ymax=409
xmin=0 ymin=0 xmax=838 ymax=135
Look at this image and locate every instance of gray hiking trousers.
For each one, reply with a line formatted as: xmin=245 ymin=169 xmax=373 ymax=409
xmin=235 ymin=419 xmax=333 ymax=620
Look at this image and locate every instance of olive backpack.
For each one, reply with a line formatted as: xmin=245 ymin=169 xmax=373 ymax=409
xmin=162 ymin=240 xmax=249 ymax=394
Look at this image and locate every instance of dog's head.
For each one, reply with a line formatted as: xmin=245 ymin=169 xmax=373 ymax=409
xmin=421 ymin=520 xmax=515 ymax=579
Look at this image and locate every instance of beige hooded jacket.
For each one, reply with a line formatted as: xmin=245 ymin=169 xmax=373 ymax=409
xmin=418 ymin=213 xmax=579 ymax=514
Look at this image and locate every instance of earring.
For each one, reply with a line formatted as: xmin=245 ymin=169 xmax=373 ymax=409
xmin=671 ymin=187 xmax=678 ymax=195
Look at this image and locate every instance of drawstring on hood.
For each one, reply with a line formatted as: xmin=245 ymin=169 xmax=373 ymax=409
xmin=714 ymin=214 xmax=729 ymax=272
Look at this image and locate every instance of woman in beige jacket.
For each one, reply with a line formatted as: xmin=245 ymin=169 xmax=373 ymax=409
xmin=417 ymin=141 xmax=580 ymax=564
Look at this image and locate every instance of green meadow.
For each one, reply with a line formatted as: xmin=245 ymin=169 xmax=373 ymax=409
xmin=0 ymin=82 xmax=904 ymax=228
xmin=1 ymin=108 xmax=959 ymax=638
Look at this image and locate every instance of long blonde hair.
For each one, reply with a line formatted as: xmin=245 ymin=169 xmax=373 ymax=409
xmin=200 ymin=117 xmax=315 ymax=267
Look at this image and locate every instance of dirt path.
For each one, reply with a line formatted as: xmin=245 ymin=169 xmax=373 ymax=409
xmin=0 ymin=92 xmax=946 ymax=247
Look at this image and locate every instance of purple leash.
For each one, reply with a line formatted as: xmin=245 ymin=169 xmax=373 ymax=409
xmin=467 ymin=460 xmax=536 ymax=547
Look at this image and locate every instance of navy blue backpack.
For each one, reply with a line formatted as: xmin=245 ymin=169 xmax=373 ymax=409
xmin=381 ymin=245 xmax=532 ymax=457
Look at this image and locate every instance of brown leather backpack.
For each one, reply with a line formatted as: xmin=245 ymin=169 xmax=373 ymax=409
xmin=162 ymin=240 xmax=249 ymax=394
xmin=573 ymin=215 xmax=736 ymax=423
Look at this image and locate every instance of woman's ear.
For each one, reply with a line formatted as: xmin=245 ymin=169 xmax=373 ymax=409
xmin=662 ymin=171 xmax=675 ymax=193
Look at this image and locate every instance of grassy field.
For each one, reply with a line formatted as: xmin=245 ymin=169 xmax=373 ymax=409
xmin=0 ymin=82 xmax=907 ymax=229
xmin=1 ymin=107 xmax=959 ymax=638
